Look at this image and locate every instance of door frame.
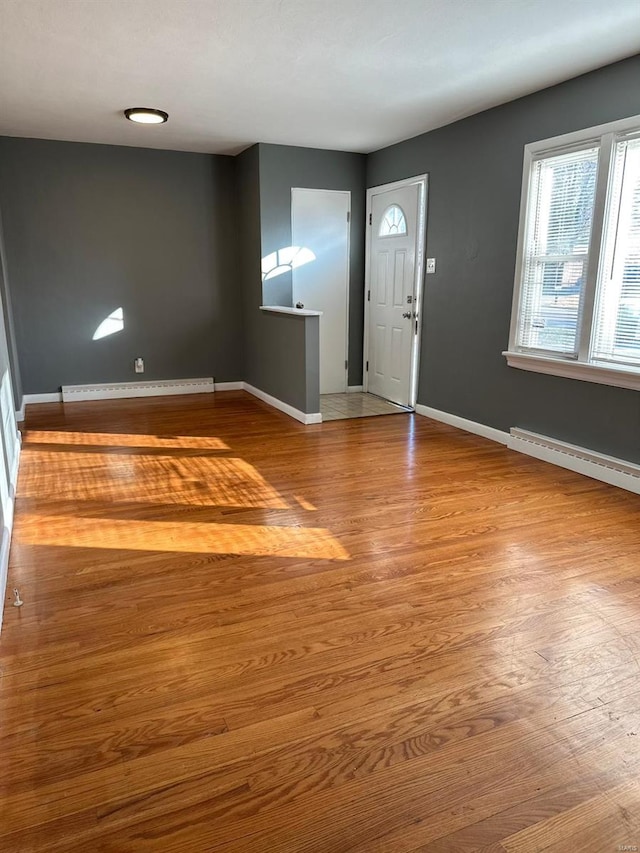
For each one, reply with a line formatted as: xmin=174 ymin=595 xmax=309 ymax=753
xmin=291 ymin=187 xmax=351 ymax=394
xmin=363 ymin=174 xmax=428 ymax=408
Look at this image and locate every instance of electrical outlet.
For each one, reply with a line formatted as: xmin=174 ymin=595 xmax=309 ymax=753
xmin=426 ymin=258 xmax=436 ymax=274
xmin=134 ymin=357 xmax=144 ymax=374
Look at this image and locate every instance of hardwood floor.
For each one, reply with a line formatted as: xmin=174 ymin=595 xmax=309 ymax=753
xmin=1 ymin=390 xmax=639 ymax=852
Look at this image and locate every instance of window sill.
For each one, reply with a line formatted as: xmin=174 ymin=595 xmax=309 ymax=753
xmin=503 ymin=351 xmax=640 ymax=392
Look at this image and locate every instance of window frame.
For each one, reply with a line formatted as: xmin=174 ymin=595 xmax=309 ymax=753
xmin=504 ymin=113 xmax=640 ymax=392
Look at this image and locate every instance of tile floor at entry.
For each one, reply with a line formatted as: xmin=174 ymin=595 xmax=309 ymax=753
xmin=320 ymin=392 xmax=412 ymax=421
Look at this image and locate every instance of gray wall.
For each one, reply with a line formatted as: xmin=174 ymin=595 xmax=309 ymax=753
xmin=258 ymin=144 xmax=366 ymax=386
xmin=0 ymin=137 xmax=243 ymax=394
xmin=368 ymin=54 xmax=640 ymax=464
xmin=237 ymin=145 xmax=320 ymax=414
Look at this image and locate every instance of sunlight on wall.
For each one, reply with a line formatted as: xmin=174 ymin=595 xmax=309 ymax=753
xmin=92 ymin=307 xmax=124 ymax=340
xmin=261 ymin=246 xmax=316 ymax=281
xmin=18 ymin=515 xmax=350 ymax=561
xmin=25 ymin=431 xmax=230 ymax=451
xmin=20 ymin=450 xmax=289 ymax=509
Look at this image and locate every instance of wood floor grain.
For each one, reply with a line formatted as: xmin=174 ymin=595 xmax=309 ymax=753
xmin=1 ymin=390 xmax=639 ymax=852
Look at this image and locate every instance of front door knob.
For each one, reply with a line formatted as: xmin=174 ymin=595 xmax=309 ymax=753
xmin=402 ymin=311 xmax=411 ymax=319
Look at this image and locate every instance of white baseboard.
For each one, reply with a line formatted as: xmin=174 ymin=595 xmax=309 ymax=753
xmin=0 ymin=433 xmax=21 ymax=635
xmin=5 ymin=431 xmax=21 ymax=534
xmin=24 ymin=392 xmax=62 ymax=405
xmin=415 ymin=404 xmax=509 ymax=445
xmin=508 ymin=428 xmax=640 ymax=496
xmin=15 ymin=398 xmax=25 ymax=422
xmin=347 ymin=385 xmax=364 ymax=393
xmin=26 ymin=378 xmax=220 ymax=406
xmin=61 ymin=377 xmax=214 ymax=403
xmin=243 ymin=383 xmax=322 ymax=425
xmin=214 ymin=382 xmax=244 ymax=391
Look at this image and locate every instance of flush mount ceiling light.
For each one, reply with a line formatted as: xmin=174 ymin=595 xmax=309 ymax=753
xmin=124 ymin=107 xmax=168 ymax=125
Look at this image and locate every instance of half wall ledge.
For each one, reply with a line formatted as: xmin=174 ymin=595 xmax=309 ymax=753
xmin=259 ymin=305 xmax=323 ymax=316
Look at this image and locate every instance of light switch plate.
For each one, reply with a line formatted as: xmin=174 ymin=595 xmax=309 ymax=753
xmin=426 ymin=258 xmax=436 ymax=274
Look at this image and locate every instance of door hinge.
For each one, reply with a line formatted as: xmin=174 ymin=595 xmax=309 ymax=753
xmin=367 ymin=290 xmax=370 ymax=302
xmin=369 ymin=213 xmax=372 ymax=226
xmin=366 ymin=360 xmax=369 ymax=371
xmin=345 ymin=360 xmax=348 ymax=370
xmin=347 ymin=211 xmax=351 ymax=223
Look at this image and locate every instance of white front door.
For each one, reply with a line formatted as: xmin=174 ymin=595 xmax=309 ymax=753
xmin=366 ymin=178 xmax=426 ymax=407
xmin=292 ymin=188 xmax=350 ymax=394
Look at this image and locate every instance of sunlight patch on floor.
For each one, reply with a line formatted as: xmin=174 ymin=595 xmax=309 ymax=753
xmin=293 ymin=494 xmax=317 ymax=511
xmin=24 ymin=431 xmax=230 ymax=451
xmin=17 ymin=515 xmax=350 ymax=561
xmin=19 ymin=450 xmax=289 ymax=509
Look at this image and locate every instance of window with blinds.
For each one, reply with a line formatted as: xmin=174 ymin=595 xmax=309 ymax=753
xmin=508 ymin=115 xmax=640 ymax=389
xmin=591 ymin=137 xmax=640 ymax=366
xmin=517 ymin=147 xmax=599 ymax=355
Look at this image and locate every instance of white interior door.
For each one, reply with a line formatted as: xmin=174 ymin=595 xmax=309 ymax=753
xmin=366 ymin=179 xmax=425 ymax=407
xmin=292 ymin=189 xmax=350 ymax=394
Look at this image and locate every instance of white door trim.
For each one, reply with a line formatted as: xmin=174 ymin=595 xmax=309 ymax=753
xmin=291 ymin=187 xmax=351 ymax=393
xmin=363 ymin=175 xmax=428 ymax=408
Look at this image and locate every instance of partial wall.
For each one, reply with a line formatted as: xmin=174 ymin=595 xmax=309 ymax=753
xmin=238 ymin=146 xmax=321 ymax=415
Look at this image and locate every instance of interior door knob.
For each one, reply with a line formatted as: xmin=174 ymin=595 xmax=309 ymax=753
xmin=402 ymin=311 xmax=411 ymax=319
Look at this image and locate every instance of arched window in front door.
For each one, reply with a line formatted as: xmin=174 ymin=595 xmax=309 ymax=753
xmin=379 ymin=204 xmax=407 ymax=236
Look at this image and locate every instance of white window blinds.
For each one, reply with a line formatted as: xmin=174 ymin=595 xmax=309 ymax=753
xmin=591 ymin=137 xmax=640 ymax=366
xmin=517 ymin=146 xmax=599 ymax=356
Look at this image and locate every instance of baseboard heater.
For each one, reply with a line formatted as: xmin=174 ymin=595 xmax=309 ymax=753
xmin=61 ymin=377 xmax=214 ymax=403
xmin=508 ymin=428 xmax=640 ymax=496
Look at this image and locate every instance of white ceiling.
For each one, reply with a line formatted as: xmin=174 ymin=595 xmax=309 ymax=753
xmin=0 ymin=0 xmax=639 ymax=156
